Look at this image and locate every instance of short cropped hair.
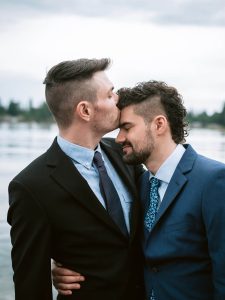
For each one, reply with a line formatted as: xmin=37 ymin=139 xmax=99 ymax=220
xmin=117 ymin=80 xmax=188 ymax=144
xmin=43 ymin=58 xmax=111 ymax=128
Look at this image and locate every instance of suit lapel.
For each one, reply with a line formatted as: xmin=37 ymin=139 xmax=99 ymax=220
xmin=153 ymin=170 xmax=187 ymax=227
xmin=129 ymin=188 xmax=141 ymax=242
xmin=139 ymin=171 xmax=151 ymax=238
xmin=139 ymin=171 xmax=150 ymax=213
xmin=145 ymin=145 xmax=197 ymax=234
xmin=46 ymin=139 xmax=128 ymax=239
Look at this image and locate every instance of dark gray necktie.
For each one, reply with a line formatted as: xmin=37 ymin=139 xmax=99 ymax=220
xmin=93 ymin=151 xmax=128 ymax=237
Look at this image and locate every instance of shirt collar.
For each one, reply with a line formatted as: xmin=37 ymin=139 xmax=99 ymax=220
xmin=57 ymin=135 xmax=103 ymax=169
xmin=149 ymin=144 xmax=186 ymax=184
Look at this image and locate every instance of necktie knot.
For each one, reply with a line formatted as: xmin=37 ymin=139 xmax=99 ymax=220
xmin=93 ymin=151 xmax=104 ymax=169
xmin=150 ymin=177 xmax=160 ymax=190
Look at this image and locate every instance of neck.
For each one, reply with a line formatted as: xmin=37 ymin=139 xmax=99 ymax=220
xmin=59 ymin=124 xmax=103 ymax=150
xmin=145 ymin=139 xmax=177 ymax=175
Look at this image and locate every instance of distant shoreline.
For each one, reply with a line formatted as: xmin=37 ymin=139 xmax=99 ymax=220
xmin=0 ymin=115 xmax=53 ymax=124
xmin=1 ymin=100 xmax=225 ymax=128
xmin=1 ymin=116 xmax=225 ymax=132
xmin=189 ymin=122 xmax=225 ymax=131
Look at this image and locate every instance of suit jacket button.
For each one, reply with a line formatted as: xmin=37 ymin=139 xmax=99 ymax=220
xmin=152 ymin=267 xmax=158 ymax=273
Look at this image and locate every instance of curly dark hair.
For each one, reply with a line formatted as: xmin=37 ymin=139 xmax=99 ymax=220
xmin=43 ymin=58 xmax=111 ymax=128
xmin=117 ymin=80 xmax=189 ymax=144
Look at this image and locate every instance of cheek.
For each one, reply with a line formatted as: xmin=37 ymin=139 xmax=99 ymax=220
xmin=104 ymin=102 xmax=117 ymax=113
xmin=109 ymin=105 xmax=120 ymax=119
xmin=132 ymin=131 xmax=148 ymax=149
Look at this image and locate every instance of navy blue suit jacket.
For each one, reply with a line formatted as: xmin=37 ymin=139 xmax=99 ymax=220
xmin=140 ymin=144 xmax=225 ymax=300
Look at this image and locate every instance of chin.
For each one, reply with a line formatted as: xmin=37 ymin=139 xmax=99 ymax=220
xmin=123 ymin=155 xmax=135 ymax=165
xmin=123 ymin=152 xmax=146 ymax=165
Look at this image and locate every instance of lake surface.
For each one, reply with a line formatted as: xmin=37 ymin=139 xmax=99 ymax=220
xmin=0 ymin=122 xmax=225 ymax=300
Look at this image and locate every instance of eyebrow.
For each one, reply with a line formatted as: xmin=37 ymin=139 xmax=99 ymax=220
xmin=119 ymin=121 xmax=132 ymax=128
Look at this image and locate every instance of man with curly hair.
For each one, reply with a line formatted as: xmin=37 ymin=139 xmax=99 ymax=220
xmin=116 ymin=80 xmax=225 ymax=300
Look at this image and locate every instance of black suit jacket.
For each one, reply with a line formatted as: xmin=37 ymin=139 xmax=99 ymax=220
xmin=8 ymin=138 xmax=145 ymax=300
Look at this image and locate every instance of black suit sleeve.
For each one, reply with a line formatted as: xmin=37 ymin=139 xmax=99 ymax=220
xmin=7 ymin=180 xmax=53 ymax=300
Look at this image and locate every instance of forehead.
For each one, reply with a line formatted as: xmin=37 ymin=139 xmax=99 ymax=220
xmin=92 ymin=71 xmax=113 ymax=90
xmin=120 ymin=105 xmax=143 ymax=123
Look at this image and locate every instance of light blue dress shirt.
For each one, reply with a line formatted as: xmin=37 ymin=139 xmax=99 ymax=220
xmin=149 ymin=144 xmax=186 ymax=205
xmin=57 ymin=136 xmax=133 ymax=232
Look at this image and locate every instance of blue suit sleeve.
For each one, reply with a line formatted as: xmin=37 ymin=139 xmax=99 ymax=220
xmin=202 ymin=167 xmax=225 ymax=298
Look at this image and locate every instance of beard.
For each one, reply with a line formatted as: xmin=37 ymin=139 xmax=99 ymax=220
xmin=122 ymin=137 xmax=154 ymax=165
xmin=121 ymin=127 xmax=154 ymax=165
xmin=122 ymin=148 xmax=150 ymax=165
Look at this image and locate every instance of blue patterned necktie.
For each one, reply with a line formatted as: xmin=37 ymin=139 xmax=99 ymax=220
xmin=144 ymin=177 xmax=160 ymax=231
xmin=144 ymin=176 xmax=160 ymax=300
xmin=93 ymin=151 xmax=128 ymax=237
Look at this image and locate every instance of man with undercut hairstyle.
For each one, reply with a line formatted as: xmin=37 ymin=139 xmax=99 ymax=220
xmin=8 ymin=58 xmax=145 ymax=300
xmin=116 ymin=80 xmax=225 ymax=300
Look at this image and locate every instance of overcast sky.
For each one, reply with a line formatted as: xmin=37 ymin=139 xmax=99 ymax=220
xmin=0 ymin=0 xmax=225 ymax=113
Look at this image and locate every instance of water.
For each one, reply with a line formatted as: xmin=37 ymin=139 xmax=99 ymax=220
xmin=1 ymin=123 xmax=225 ymax=300
xmin=0 ymin=122 xmax=58 ymax=300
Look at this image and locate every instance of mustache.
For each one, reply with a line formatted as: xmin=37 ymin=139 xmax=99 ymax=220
xmin=121 ymin=142 xmax=132 ymax=147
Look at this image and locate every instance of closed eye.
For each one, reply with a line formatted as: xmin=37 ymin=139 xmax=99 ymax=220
xmin=119 ymin=122 xmax=133 ymax=130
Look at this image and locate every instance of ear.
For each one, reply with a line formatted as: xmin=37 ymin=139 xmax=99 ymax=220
xmin=152 ymin=115 xmax=168 ymax=134
xmin=76 ymin=101 xmax=92 ymax=121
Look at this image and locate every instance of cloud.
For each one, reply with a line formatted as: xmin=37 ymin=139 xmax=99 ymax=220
xmin=0 ymin=13 xmax=224 ymax=113
xmin=1 ymin=0 xmax=225 ymax=26
xmin=0 ymin=72 xmax=44 ymax=106
xmin=0 ymin=1 xmax=225 ymax=113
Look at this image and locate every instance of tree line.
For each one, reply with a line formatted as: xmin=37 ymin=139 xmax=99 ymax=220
xmin=0 ymin=99 xmax=53 ymax=122
xmin=188 ymin=102 xmax=225 ymax=127
xmin=0 ymin=98 xmax=225 ymax=127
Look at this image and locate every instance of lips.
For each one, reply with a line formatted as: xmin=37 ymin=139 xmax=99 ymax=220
xmin=122 ymin=144 xmax=132 ymax=154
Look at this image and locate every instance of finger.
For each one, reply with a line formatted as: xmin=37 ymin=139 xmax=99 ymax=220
xmin=52 ymin=267 xmax=82 ymax=276
xmin=57 ymin=283 xmax=82 ymax=290
xmin=53 ymin=275 xmax=85 ymax=283
xmin=58 ymin=289 xmax=73 ymax=295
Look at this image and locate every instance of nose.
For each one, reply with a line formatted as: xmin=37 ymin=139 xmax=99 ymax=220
xmin=115 ymin=129 xmax=125 ymax=144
